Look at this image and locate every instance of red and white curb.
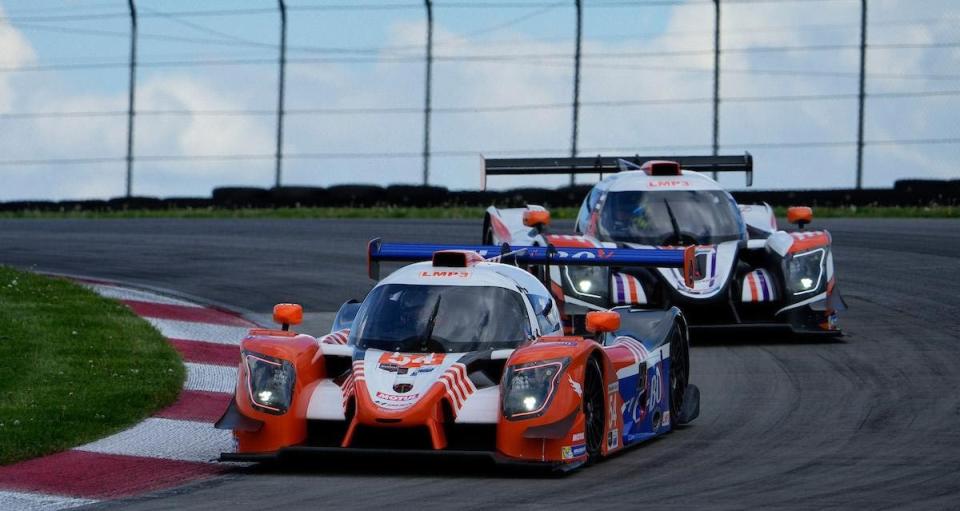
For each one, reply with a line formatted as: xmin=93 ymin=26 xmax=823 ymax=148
xmin=0 ymin=281 xmax=255 ymax=510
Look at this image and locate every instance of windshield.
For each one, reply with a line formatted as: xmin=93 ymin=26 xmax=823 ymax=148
xmin=350 ymin=284 xmax=530 ymax=353
xmin=599 ymin=190 xmax=744 ymax=246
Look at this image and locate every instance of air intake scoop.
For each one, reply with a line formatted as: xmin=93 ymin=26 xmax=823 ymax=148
xmin=432 ymin=250 xmax=484 ymax=268
xmin=641 ymin=160 xmax=682 ymax=176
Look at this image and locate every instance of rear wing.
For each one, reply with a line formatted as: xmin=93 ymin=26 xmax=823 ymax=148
xmin=367 ymin=238 xmax=698 ymax=287
xmin=481 ymin=152 xmax=753 ymax=188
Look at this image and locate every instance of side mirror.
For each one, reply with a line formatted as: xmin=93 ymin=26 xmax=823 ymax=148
xmin=787 ymin=206 xmax=813 ymax=230
xmin=585 ymin=311 xmax=620 ymax=334
xmin=273 ymin=303 xmax=303 ymax=331
xmin=522 ymin=209 xmax=551 ymax=230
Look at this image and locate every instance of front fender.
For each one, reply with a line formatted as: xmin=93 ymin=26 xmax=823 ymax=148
xmin=497 ymin=336 xmax=609 ymax=463
xmin=228 ymin=329 xmax=323 ymax=453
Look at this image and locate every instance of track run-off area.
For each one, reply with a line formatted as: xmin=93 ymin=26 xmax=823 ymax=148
xmin=0 ymin=217 xmax=958 ymax=509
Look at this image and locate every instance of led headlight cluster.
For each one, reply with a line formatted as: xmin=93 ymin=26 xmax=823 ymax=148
xmin=563 ymin=266 xmax=605 ymax=298
xmin=244 ymin=351 xmax=296 ymax=415
xmin=785 ymin=248 xmax=826 ymax=296
xmin=502 ymin=357 xmax=569 ymax=420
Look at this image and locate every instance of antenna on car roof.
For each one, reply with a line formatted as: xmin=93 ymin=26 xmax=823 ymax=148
xmin=487 ymin=243 xmax=528 ymax=265
xmin=617 ymin=158 xmax=642 ymax=172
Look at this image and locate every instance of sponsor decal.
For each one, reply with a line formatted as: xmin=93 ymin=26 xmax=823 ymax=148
xmin=662 ymin=411 xmax=670 ymax=427
xmin=561 ymin=446 xmax=574 ymax=460
xmin=538 ymin=340 xmax=578 ymax=347
xmin=622 ymin=363 xmax=655 ymax=425
xmin=373 ymin=389 xmax=421 ymax=410
xmin=624 ymin=388 xmax=647 ymax=425
xmin=608 ymin=393 xmax=618 ymax=430
xmin=568 ymin=375 xmax=583 ymax=397
xmin=649 ymin=365 xmax=663 ymax=412
xmin=607 ymin=381 xmax=619 ymax=393
xmin=571 ymin=444 xmax=587 ymax=457
xmin=572 ymin=432 xmax=585 ymax=442
xmin=419 ymin=270 xmax=470 ymax=278
xmin=547 ymin=249 xmax=615 ymax=261
xmin=379 ymin=352 xmax=445 ymax=369
xmin=607 ymin=429 xmax=619 ymax=450
xmin=648 ymin=179 xmax=690 ymax=188
xmin=595 ymin=249 xmax=615 ymax=260
xmin=375 ymin=391 xmax=420 ymax=402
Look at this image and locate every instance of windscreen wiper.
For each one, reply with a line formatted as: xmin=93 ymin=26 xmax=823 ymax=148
xmin=663 ymin=198 xmax=682 ymax=245
xmin=420 ymin=295 xmax=442 ymax=352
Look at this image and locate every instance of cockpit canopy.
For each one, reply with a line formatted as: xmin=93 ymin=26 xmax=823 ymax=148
xmin=350 ymin=284 xmax=531 ymax=353
xmin=598 ymin=189 xmax=745 ymax=246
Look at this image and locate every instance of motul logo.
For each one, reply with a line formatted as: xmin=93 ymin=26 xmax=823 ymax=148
xmin=376 ymin=391 xmax=420 ymax=402
xmin=420 ymin=271 xmax=470 ymax=278
xmin=648 ymin=180 xmax=690 ymax=188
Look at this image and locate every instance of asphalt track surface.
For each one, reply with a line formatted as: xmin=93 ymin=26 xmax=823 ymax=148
xmin=1 ymin=218 xmax=959 ymax=510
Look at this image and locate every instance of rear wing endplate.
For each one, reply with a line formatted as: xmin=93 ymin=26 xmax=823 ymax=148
xmin=481 ymin=152 xmax=753 ymax=188
xmin=367 ymin=238 xmax=697 ymax=287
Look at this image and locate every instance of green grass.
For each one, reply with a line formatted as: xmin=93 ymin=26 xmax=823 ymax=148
xmin=0 ymin=206 xmax=513 ymax=220
xmin=0 ymin=267 xmax=184 ymax=465
xmin=0 ymin=205 xmax=955 ymax=220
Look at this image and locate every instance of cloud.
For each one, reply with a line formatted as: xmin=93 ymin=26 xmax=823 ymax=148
xmin=0 ymin=3 xmax=36 ymax=111
xmin=0 ymin=1 xmax=957 ymax=200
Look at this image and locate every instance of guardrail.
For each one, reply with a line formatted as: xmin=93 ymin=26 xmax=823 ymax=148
xmin=1 ymin=179 xmax=957 ymax=212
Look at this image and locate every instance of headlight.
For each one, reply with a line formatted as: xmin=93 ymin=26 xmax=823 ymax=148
xmin=785 ymin=248 xmax=826 ymax=296
xmin=502 ymin=357 xmax=570 ymax=420
xmin=244 ymin=351 xmax=296 ymax=415
xmin=563 ymin=266 xmax=605 ymax=298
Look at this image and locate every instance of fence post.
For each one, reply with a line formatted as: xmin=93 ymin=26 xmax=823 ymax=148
xmin=712 ymin=0 xmax=720 ymax=180
xmin=125 ymin=0 xmax=137 ymax=197
xmin=422 ymin=0 xmax=433 ymax=186
xmin=856 ymin=0 xmax=867 ymax=189
xmin=570 ymin=0 xmax=582 ymax=186
xmin=274 ymin=0 xmax=287 ymax=188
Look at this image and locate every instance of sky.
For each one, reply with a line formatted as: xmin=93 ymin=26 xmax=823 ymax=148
xmin=0 ymin=0 xmax=958 ymax=200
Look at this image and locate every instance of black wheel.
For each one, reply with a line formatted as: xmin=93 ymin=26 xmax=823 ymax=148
xmin=668 ymin=323 xmax=690 ymax=428
xmin=583 ymin=357 xmax=605 ymax=462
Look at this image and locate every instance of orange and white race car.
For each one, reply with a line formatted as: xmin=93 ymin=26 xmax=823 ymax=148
xmin=215 ymin=240 xmax=700 ymax=470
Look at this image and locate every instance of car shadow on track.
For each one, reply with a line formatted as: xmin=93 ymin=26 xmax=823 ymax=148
xmin=233 ymin=456 xmax=566 ymax=480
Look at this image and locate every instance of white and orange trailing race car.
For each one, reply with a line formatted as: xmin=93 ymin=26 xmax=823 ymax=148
xmin=481 ymin=154 xmax=845 ymax=336
xmin=216 ymin=240 xmax=700 ymax=470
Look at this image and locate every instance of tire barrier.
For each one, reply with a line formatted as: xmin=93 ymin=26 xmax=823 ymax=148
xmin=385 ymin=185 xmax=448 ymax=207
xmin=2 ymin=179 xmax=957 ymax=212
xmin=106 ymin=197 xmax=166 ymax=210
xmin=267 ymin=186 xmax=328 ymax=207
xmin=211 ymin=187 xmax=269 ymax=207
xmin=324 ymin=185 xmax=386 ymax=207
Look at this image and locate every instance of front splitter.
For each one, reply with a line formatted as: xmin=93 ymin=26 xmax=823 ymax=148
xmin=220 ymin=446 xmax=582 ymax=472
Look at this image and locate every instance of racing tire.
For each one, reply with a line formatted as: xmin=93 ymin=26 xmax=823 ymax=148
xmin=668 ymin=323 xmax=690 ymax=428
xmin=583 ymin=357 xmax=605 ymax=463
